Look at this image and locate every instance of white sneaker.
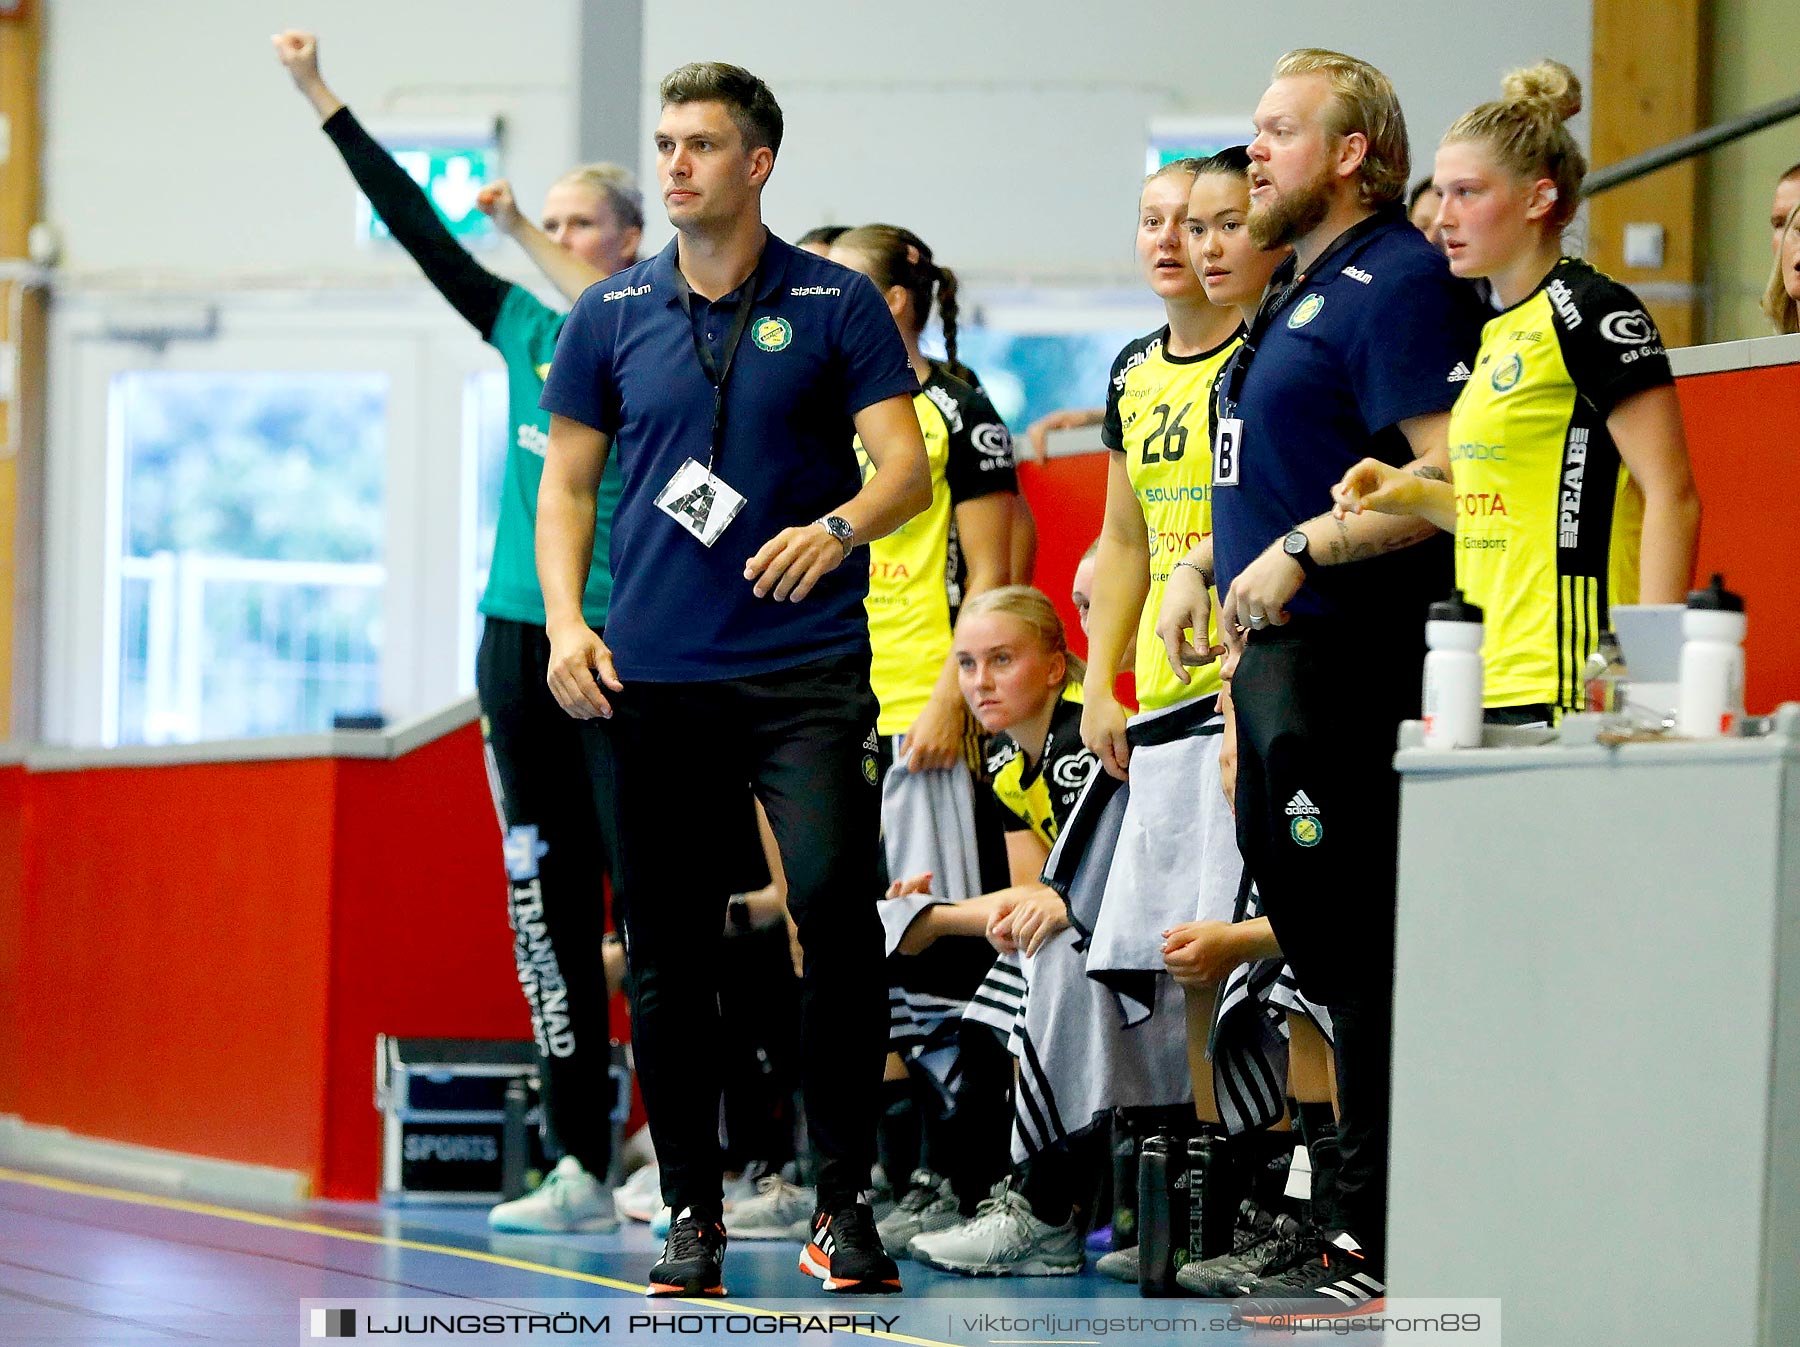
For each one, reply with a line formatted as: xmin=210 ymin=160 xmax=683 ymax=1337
xmin=488 ymin=1156 xmax=620 ymax=1234
xmin=876 ymin=1169 xmax=961 ymax=1257
xmin=612 ymin=1163 xmax=661 ymax=1224
xmin=721 ymin=1175 xmax=816 ymax=1241
xmin=907 ymin=1184 xmax=1082 ymax=1276
xmin=722 ymin=1161 xmax=775 ymax=1212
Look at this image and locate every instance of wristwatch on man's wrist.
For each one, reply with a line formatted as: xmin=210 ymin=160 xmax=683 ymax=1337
xmin=1282 ymin=528 xmax=1320 ymax=579
xmin=817 ymin=515 xmax=855 ymax=558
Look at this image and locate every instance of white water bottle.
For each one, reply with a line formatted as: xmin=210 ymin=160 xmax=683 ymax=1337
xmin=1677 ymin=573 xmax=1746 ymax=738
xmin=1423 ymin=590 xmax=1485 ymax=749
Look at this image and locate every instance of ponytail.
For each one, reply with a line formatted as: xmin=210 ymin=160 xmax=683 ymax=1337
xmin=833 ymin=223 xmax=976 ymax=381
xmin=933 ymin=262 xmax=976 ymax=384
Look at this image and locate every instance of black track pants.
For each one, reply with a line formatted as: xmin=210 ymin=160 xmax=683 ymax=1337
xmin=1229 ymin=617 xmax=1421 ymax=1268
xmin=476 ymin=617 xmax=617 ymax=1179
xmin=601 ymin=651 xmax=886 ymax=1218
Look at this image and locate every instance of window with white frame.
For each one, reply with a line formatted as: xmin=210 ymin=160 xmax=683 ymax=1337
xmin=111 ymin=371 xmax=387 ymax=744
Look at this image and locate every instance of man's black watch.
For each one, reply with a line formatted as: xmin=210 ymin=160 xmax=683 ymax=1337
xmin=817 ymin=515 xmax=855 ymax=559
xmin=1282 ymin=528 xmax=1320 ymax=579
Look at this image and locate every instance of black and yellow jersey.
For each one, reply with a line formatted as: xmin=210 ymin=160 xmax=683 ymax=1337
xmin=1447 ymin=258 xmax=1673 ymax=709
xmin=1102 ymin=326 xmax=1242 ymax=712
xmin=985 ymin=694 xmax=1097 ymax=851
xmin=857 ymin=366 xmax=1018 ymax=735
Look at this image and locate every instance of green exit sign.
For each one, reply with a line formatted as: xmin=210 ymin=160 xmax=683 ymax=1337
xmin=357 ymin=121 xmax=501 ymax=245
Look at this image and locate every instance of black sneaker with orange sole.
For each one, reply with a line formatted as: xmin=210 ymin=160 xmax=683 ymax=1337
xmin=647 ymin=1209 xmax=728 ymax=1298
xmin=1231 ymin=1239 xmax=1385 ymax=1322
xmin=798 ymin=1201 xmax=903 ymax=1293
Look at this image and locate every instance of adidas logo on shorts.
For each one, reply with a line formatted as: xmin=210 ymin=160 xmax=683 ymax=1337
xmin=1284 ymin=790 xmax=1321 ymax=817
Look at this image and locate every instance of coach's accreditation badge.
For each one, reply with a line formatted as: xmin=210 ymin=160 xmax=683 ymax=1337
xmin=654 ymin=457 xmax=747 ymax=547
xmin=1213 ymin=417 xmax=1243 ymax=486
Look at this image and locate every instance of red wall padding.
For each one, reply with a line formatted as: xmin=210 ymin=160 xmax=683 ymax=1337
xmin=16 ymin=759 xmax=339 ymax=1173
xmin=0 ymin=763 xmax=26 ymax=1120
xmin=1017 ymin=455 xmax=1108 ymax=665
xmin=1 ymin=729 xmax=529 ymax=1198
xmin=1674 ymin=363 xmax=1800 ymax=713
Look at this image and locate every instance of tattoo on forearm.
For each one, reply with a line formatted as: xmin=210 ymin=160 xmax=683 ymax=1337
xmin=1324 ymin=513 xmax=1437 ymax=565
xmin=1413 ymin=465 xmax=1448 ymax=482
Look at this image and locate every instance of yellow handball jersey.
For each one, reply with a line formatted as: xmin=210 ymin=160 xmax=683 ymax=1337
xmin=1102 ymin=326 xmax=1243 ymax=711
xmin=985 ymin=693 xmax=1095 ymax=852
xmin=1447 ymin=259 xmax=1673 ymax=710
xmin=856 ymin=365 xmax=1019 ymax=735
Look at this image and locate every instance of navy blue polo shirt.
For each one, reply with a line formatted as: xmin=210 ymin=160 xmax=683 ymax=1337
xmin=540 ymin=232 xmax=916 ymax=681
xmin=1212 ymin=207 xmax=1484 ymax=625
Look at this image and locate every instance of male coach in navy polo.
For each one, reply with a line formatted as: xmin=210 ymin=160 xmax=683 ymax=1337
xmin=536 ymin=63 xmax=929 ymax=1298
xmin=1163 ymin=49 xmax=1484 ymax=1316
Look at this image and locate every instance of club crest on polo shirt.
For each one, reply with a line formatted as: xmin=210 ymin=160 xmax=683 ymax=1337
xmin=1285 ymin=790 xmax=1323 ymax=847
xmin=752 ymin=316 xmax=793 ymax=351
xmin=1287 ymin=294 xmax=1324 ymax=329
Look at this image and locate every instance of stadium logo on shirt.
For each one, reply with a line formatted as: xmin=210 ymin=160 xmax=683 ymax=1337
xmin=926 ymin=383 xmax=965 ymax=432
xmin=1490 ymin=353 xmax=1523 ymax=392
xmin=602 ymin=283 xmax=652 ymax=302
xmin=1341 ymin=266 xmax=1374 ymax=284
xmin=752 ymin=317 xmax=794 ymax=351
xmin=790 ymin=285 xmax=842 ymax=296
xmin=972 ymin=423 xmax=1013 ymax=459
xmin=1113 ymin=341 xmax=1158 ymax=391
xmin=1548 ymin=279 xmax=1583 ymax=328
xmin=1599 ymin=310 xmax=1656 ymax=345
xmin=1286 ymin=295 xmax=1325 ymax=329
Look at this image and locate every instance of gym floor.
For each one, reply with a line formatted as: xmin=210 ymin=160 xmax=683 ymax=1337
xmin=0 ymin=1166 xmax=1283 ymax=1346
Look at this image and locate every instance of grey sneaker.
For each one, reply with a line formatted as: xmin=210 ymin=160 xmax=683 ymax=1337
xmin=1095 ymin=1244 xmax=1138 ymax=1283
xmin=612 ymin=1162 xmax=661 ymax=1224
xmin=1176 ymin=1204 xmax=1308 ymax=1296
xmin=907 ymin=1184 xmax=1083 ymax=1277
xmin=722 ymin=1175 xmax=816 ymax=1241
xmin=487 ymin=1156 xmax=620 ymax=1234
xmin=875 ymin=1169 xmax=960 ymax=1258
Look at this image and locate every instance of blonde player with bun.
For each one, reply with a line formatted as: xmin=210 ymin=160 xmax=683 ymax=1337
xmin=1333 ymin=60 xmax=1700 ymax=721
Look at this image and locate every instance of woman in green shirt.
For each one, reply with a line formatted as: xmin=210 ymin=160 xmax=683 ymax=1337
xmin=276 ymin=29 xmax=633 ymax=1235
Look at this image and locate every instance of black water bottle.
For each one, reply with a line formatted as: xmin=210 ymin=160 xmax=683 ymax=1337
xmin=1138 ymin=1133 xmax=1190 ymax=1295
xmin=1111 ymin=1112 xmax=1139 ymax=1251
xmin=1187 ymin=1132 xmax=1239 ymax=1263
xmin=1186 ymin=1133 xmax=1211 ymax=1269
